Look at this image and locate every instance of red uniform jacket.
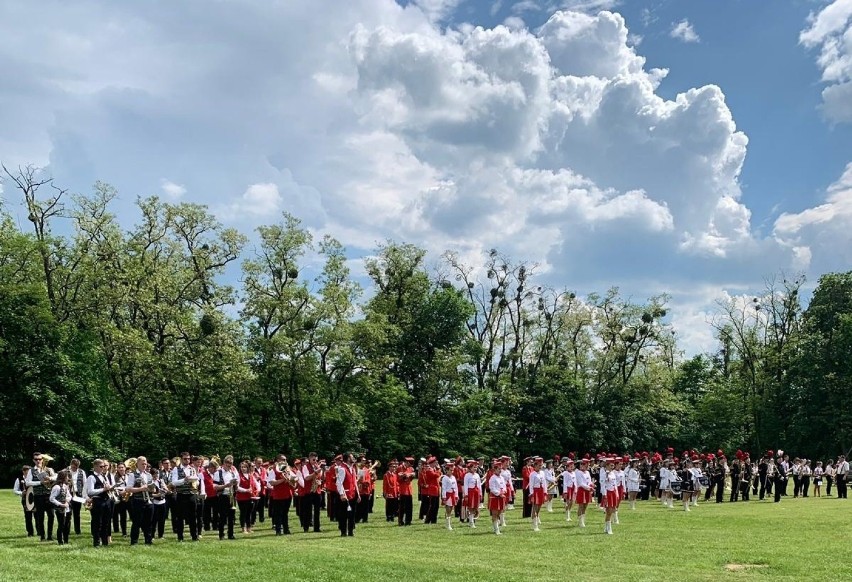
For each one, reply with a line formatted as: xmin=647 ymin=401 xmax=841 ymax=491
xmin=269 ymin=467 xmax=294 ymax=500
xmin=397 ymin=467 xmax=414 ymax=496
xmin=423 ymin=467 xmax=440 ymax=497
xmin=383 ymin=471 xmax=398 ymax=498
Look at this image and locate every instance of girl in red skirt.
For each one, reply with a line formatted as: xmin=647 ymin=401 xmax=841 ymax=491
xmin=487 ymin=461 xmax=506 ymax=535
xmin=440 ymin=463 xmax=458 ymax=530
xmin=462 ymin=461 xmax=481 ymax=528
xmin=603 ymin=458 xmax=618 ymax=534
xmin=575 ymin=458 xmax=592 ymax=528
xmin=561 ymin=459 xmax=576 ymax=522
xmin=528 ymin=457 xmax=546 ymax=531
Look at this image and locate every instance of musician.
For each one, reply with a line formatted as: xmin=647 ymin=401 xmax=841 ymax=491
xmin=251 ymin=457 xmax=267 ymax=527
xmin=267 ymin=454 xmax=295 ymax=536
xmin=659 ymin=459 xmax=673 ymax=508
xmin=639 ymin=453 xmax=653 ymax=501
xmin=729 ymin=458 xmax=741 ymax=502
xmin=715 ymin=456 xmax=727 ymax=503
xmin=335 ymin=453 xmax=359 ymax=537
xmin=68 ymin=458 xmax=86 ymax=535
xmin=202 ymin=462 xmax=217 ymax=532
xmin=528 ymin=457 xmax=546 ymax=532
xmin=13 ymin=465 xmax=35 ymax=537
xmin=421 ymin=456 xmax=441 ymax=525
xmin=324 ymin=459 xmax=338 ymax=522
xmin=49 ymin=470 xmax=72 ymax=545
xmin=397 ymin=457 xmax=415 ymax=526
xmin=835 ymin=455 xmax=848 ymax=499
xmin=560 ymin=459 xmax=577 ymax=520
xmin=626 ymin=458 xmax=640 ymax=510
xmin=383 ymin=459 xmax=399 ymax=522
xmin=520 ymin=456 xmax=533 ymax=518
xmin=825 ymin=460 xmax=835 ymax=496
xmin=356 ymin=456 xmax=372 ymax=523
xmin=149 ymin=468 xmax=168 ymax=538
xmin=237 ymin=460 xmax=260 ymax=534
xmin=500 ymin=456 xmax=515 ymax=519
xmin=574 ymin=457 xmax=592 ymax=528
xmin=111 ymin=462 xmax=129 ymax=537
xmin=740 ymin=454 xmax=753 ymax=501
xmin=26 ymin=453 xmax=55 ymax=541
xmin=813 ymin=461 xmax=824 ymax=497
xmin=86 ymin=459 xmax=114 ymax=547
xmin=170 ymin=451 xmax=201 ymax=541
xmin=800 ymin=459 xmax=812 ymax=497
xmin=211 ymin=455 xmax=237 ymax=540
xmin=463 ymin=460 xmax=481 ymax=528
xmin=451 ymin=458 xmax=465 ymax=520
xmin=191 ymin=456 xmax=207 ymax=537
xmin=125 ymin=456 xmax=155 ymax=545
xmin=440 ymin=462 xmax=458 ymax=530
xmin=773 ymin=453 xmax=787 ymax=503
xmin=488 ymin=460 xmax=506 ymax=535
xmin=679 ymin=459 xmax=694 ymax=512
xmin=299 ymin=452 xmax=323 ymax=533
xmin=159 ymin=457 xmax=174 ymax=532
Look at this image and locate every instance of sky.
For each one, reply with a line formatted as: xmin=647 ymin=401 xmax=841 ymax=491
xmin=0 ymin=0 xmax=851 ymax=355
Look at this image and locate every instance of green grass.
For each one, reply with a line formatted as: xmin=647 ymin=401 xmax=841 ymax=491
xmin=1 ymin=490 xmax=851 ymax=581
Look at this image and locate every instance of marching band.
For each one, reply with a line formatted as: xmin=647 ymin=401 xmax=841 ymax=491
xmin=11 ymin=447 xmax=849 ymax=546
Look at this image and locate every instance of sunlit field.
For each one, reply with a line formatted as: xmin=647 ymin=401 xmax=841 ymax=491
xmin=2 ymin=489 xmax=850 ymax=582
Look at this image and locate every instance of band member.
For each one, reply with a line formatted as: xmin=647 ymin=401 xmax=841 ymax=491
xmin=626 ymin=458 xmax=640 ymax=510
xmin=690 ymin=457 xmax=705 ymax=506
xmin=192 ymin=456 xmax=206 ymax=537
xmin=800 ymin=459 xmax=812 ymax=497
xmin=383 ymin=459 xmax=399 ymax=522
xmin=813 ymin=461 xmax=824 ymax=497
xmin=452 ymin=458 xmax=465 ymax=519
xmin=67 ymin=458 xmax=86 ymax=536
xmin=86 ymin=459 xmax=114 ymax=547
xmin=125 ymin=456 xmax=155 ymax=545
xmin=13 ymin=465 xmax=35 ymax=537
xmin=202 ymin=461 xmax=217 ymax=532
xmin=500 ymin=456 xmax=515 ymax=520
xmin=299 ymin=452 xmax=323 ymax=533
xmin=49 ymin=470 xmax=72 ymax=545
xmin=521 ymin=456 xmax=533 ymax=518
xmin=267 ymin=455 xmax=295 ymax=536
xmin=356 ymin=456 xmax=373 ymax=523
xmin=324 ymin=459 xmax=338 ymax=522
xmin=440 ymin=462 xmax=458 ymax=530
xmin=602 ymin=459 xmax=618 ymax=534
xmin=463 ymin=461 xmax=481 ymax=528
xmin=575 ymin=458 xmax=592 ymax=528
xmin=335 ymin=453 xmax=359 ymax=537
xmin=251 ymin=457 xmax=267 ymax=526
xmin=679 ymin=459 xmax=695 ymax=512
xmin=159 ymin=458 xmax=174 ymax=531
xmin=488 ymin=460 xmax=506 ymax=535
xmin=27 ymin=453 xmax=56 ymax=541
xmin=236 ymin=460 xmax=259 ymax=534
xmin=614 ymin=457 xmax=626 ymax=524
xmin=825 ymin=460 xmax=835 ymax=496
xmin=150 ymin=468 xmax=168 ymax=538
xmin=421 ymin=456 xmax=441 ymax=525
xmin=397 ymin=457 xmax=415 ymax=526
xmin=111 ymin=462 xmax=128 ymax=537
xmin=170 ymin=451 xmax=201 ymax=541
xmin=529 ymin=457 xmax=546 ymax=532
xmin=659 ymin=460 xmax=673 ymax=508
xmin=561 ymin=459 xmax=576 ymax=521
xmin=211 ymin=455 xmax=237 ymax=540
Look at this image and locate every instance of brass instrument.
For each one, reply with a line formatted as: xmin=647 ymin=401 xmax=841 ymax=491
xmin=38 ymin=469 xmax=56 ymax=489
xmin=288 ymin=470 xmax=299 ymax=488
xmin=230 ymin=471 xmax=238 ymax=512
xmin=311 ymin=463 xmax=325 ymax=493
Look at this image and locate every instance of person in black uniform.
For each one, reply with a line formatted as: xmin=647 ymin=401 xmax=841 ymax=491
xmin=715 ymin=456 xmax=727 ymax=503
xmin=740 ymin=455 xmax=753 ymax=501
xmin=13 ymin=465 xmax=35 ymax=536
xmin=729 ymin=458 xmax=740 ymax=502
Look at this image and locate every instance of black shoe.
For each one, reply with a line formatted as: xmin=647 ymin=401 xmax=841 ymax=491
xmin=340 ymin=532 xmax=346 ymax=537
xmin=228 ymin=536 xmax=236 ymax=540
xmin=347 ymin=532 xmax=354 ymax=536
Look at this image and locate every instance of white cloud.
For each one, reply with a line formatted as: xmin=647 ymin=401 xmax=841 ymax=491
xmin=670 ymin=19 xmax=700 ymax=43
xmin=800 ymin=0 xmax=852 ymax=122
xmin=221 ymin=183 xmax=282 ymax=220
xmin=160 ymin=179 xmax=186 ymax=199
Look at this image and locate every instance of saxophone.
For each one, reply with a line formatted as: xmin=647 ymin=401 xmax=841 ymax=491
xmin=311 ymin=462 xmax=324 ymax=493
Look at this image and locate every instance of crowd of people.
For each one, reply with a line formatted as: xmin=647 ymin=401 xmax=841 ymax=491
xmin=12 ymin=447 xmax=850 ymax=546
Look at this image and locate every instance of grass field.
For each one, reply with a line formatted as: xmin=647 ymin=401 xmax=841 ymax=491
xmin=1 ymin=489 xmax=851 ymax=581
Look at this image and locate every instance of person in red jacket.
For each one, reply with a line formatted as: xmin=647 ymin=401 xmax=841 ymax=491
xmin=452 ymin=457 xmax=466 ymax=520
xmin=397 ymin=457 xmax=415 ymax=526
xmin=251 ymin=457 xmax=267 ymax=528
xmin=202 ymin=463 xmax=217 ymax=532
xmin=521 ymin=456 xmax=534 ymax=518
xmin=324 ymin=462 xmax=338 ymax=522
xmin=422 ymin=456 xmax=441 ymax=525
xmin=383 ymin=459 xmax=399 ymax=522
xmin=236 ymin=460 xmax=259 ymax=534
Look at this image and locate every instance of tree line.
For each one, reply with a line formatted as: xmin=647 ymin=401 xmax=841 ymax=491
xmin=1 ymin=166 xmax=850 ymax=483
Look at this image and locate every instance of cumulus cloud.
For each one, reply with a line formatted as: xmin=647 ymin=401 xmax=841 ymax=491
xmin=670 ymin=19 xmax=700 ymax=43
xmin=800 ymin=0 xmax=852 ymax=122
xmin=160 ymin=179 xmax=186 ymax=199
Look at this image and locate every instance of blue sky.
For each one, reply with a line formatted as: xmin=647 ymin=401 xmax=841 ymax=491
xmin=1 ymin=0 xmax=851 ymax=354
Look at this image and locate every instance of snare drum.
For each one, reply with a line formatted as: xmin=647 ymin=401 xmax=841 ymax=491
xmin=698 ymin=476 xmax=710 ymax=487
xmin=670 ymin=480 xmax=683 ymax=494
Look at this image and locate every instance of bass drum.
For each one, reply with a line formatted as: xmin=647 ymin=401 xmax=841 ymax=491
xmin=24 ymin=486 xmax=35 ymax=511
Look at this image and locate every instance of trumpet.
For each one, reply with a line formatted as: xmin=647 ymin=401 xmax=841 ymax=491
xmin=230 ymin=475 xmax=238 ymax=512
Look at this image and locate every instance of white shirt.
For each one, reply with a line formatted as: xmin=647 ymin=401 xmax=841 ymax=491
xmin=212 ymin=466 xmax=237 ymax=495
xmin=49 ymin=484 xmax=71 ymax=513
xmin=463 ymin=472 xmax=481 ymax=492
xmin=500 ymin=468 xmax=513 ymax=490
xmin=489 ymin=474 xmax=506 ymax=497
xmin=574 ymin=469 xmax=591 ymax=491
xmin=603 ymin=470 xmax=618 ymax=492
xmin=617 ymin=469 xmax=626 ymax=488
xmin=626 ymin=468 xmax=640 ymax=485
xmin=86 ymin=473 xmax=108 ymax=499
xmin=170 ymin=464 xmax=199 ymax=487
xmin=125 ymin=470 xmax=151 ymax=490
xmin=560 ymin=470 xmax=576 ymax=493
xmin=13 ymin=477 xmax=25 ymax=496
xmin=152 ymin=478 xmax=167 ymax=506
xmin=544 ymin=468 xmax=556 ymax=490
xmin=69 ymin=468 xmax=87 ymax=496
xmin=440 ymin=475 xmax=458 ymax=497
xmin=528 ymin=469 xmax=545 ymax=494
xmin=25 ymin=468 xmax=44 ymax=487
xmin=838 ymin=461 xmax=849 ymax=476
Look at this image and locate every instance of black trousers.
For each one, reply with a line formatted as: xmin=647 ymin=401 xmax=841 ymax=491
xmin=424 ymin=495 xmax=440 ymax=524
xmin=715 ymin=478 xmax=724 ymax=503
xmin=90 ymin=499 xmax=111 ymax=546
xmin=21 ymin=500 xmax=34 ymax=536
xmin=203 ymin=496 xmax=218 ymax=530
xmin=70 ymin=499 xmax=83 ymax=534
xmin=730 ymin=479 xmax=739 ymax=502
xmin=238 ymin=499 xmax=254 ymax=529
xmin=356 ymin=495 xmax=370 ymax=523
xmin=740 ymin=480 xmax=750 ymax=501
xmin=418 ymin=493 xmax=428 ymax=520
xmin=112 ymin=500 xmax=128 ymax=535
xmin=167 ymin=495 xmax=178 ymax=533
xmin=837 ymin=474 xmax=847 ymax=498
xmin=774 ymin=476 xmax=784 ymax=502
xmin=398 ymin=495 xmax=413 ymax=525
xmin=153 ymin=503 xmax=167 ymax=538
xmin=802 ymin=476 xmax=811 ymax=497
xmin=336 ymin=496 xmax=355 ymax=536
xmin=269 ymin=497 xmax=292 ymax=534
xmin=216 ymin=496 xmax=235 ymax=538
xmin=130 ymin=499 xmax=154 ymax=544
xmin=793 ymin=475 xmax=801 ymax=497
xmin=195 ymin=498 xmax=204 ymax=535
xmin=54 ymin=510 xmax=70 ymax=544
xmin=175 ymin=494 xmax=198 ymax=540
xmin=522 ymin=489 xmax=531 ymax=518
xmin=386 ymin=497 xmax=399 ymax=521
xmin=759 ymin=474 xmax=768 ymax=499
xmin=299 ymin=492 xmax=321 ymax=532
xmin=327 ymin=492 xmax=337 ymax=522
xmin=33 ymin=495 xmax=54 ymax=539
xmin=251 ymin=493 xmax=266 ymax=525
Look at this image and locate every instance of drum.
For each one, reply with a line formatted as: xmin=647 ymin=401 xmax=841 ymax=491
xmin=670 ymin=480 xmax=683 ymax=494
xmin=24 ymin=486 xmax=35 ymax=511
xmin=698 ymin=476 xmax=710 ymax=487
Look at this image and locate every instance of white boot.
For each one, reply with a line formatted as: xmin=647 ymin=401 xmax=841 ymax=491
xmin=579 ymin=515 xmax=585 ymax=528
xmin=614 ymin=511 xmax=619 ymax=525
xmin=605 ymin=521 xmax=613 ymax=535
xmin=494 ymin=523 xmax=501 ymax=535
xmin=684 ymin=501 xmax=690 ymax=512
xmin=565 ymin=509 xmax=571 ymax=522
xmin=546 ymin=499 xmax=553 ymax=513
xmin=470 ymin=517 xmax=476 ymax=528
xmin=446 ymin=517 xmax=453 ymax=530
xmin=630 ymin=500 xmax=636 ymax=510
